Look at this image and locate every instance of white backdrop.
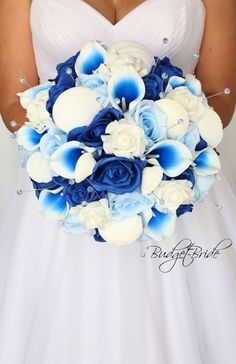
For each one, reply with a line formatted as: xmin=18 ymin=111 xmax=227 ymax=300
xmin=0 ymin=111 xmax=236 ymax=218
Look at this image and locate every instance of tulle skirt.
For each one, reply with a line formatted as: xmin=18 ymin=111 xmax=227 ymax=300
xmin=0 ymin=167 xmax=236 ymax=364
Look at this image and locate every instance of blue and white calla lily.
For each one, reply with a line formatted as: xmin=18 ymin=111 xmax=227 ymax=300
xmin=193 ymin=147 xmax=221 ymax=176
xmin=38 ymin=188 xmax=69 ymax=220
xmin=16 ymin=125 xmax=46 ymax=151
xmin=147 ymin=140 xmax=193 ymax=177
xmin=75 ymin=40 xmax=107 ymax=75
xmin=50 ymin=141 xmax=96 ymax=182
xmin=108 ymin=65 xmax=145 ymax=112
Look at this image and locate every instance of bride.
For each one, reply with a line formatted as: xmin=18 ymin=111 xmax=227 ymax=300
xmin=0 ymin=0 xmax=236 ymax=363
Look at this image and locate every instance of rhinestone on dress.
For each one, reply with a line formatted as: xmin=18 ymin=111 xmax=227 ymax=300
xmin=162 ymin=37 xmax=169 ymax=44
xmin=193 ymin=53 xmax=200 ymax=59
xmin=11 ymin=132 xmax=16 ymax=139
xmin=16 ymin=189 xmax=23 ymax=195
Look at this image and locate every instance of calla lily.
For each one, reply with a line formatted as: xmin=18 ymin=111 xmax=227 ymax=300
xmin=26 ymin=151 xmax=54 ymax=183
xmin=16 ymin=125 xmax=46 ymax=151
xmin=74 ymin=40 xmax=107 ymax=75
xmin=74 ymin=152 xmax=97 ymax=183
xmin=193 ymin=147 xmax=221 ymax=176
xmin=144 ymin=206 xmax=177 ymax=242
xmin=99 ymin=215 xmax=143 ymax=245
xmin=108 ymin=65 xmax=145 ymax=112
xmin=52 ymin=87 xmax=102 ymax=133
xmin=38 ymin=188 xmax=69 ymax=220
xmin=141 ymin=165 xmax=163 ymax=195
xmin=50 ymin=141 xmax=83 ymax=179
xmin=194 ymin=108 xmax=223 ymax=148
xmin=147 ymin=140 xmax=193 ymax=177
xmin=50 ymin=141 xmax=96 ymax=182
xmin=17 ymin=82 xmax=52 ymax=109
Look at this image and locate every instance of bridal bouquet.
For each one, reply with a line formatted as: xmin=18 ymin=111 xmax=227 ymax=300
xmin=15 ymin=40 xmax=223 ymax=245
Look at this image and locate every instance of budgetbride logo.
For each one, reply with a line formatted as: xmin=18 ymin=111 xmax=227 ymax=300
xmin=145 ymin=238 xmax=233 ymax=273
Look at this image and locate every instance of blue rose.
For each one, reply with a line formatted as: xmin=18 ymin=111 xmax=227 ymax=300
xmin=89 ymin=156 xmax=145 ymax=194
xmin=109 ymin=191 xmax=155 ymax=221
xmin=76 ymin=73 xmax=109 ymax=101
xmin=176 ymin=204 xmax=193 ymax=217
xmin=67 ymin=108 xmax=123 ymax=148
xmin=63 ymin=180 xmax=105 ymax=207
xmin=46 ymin=51 xmax=80 ymax=116
xmin=143 ymin=73 xmax=163 ymax=100
xmin=150 ymin=57 xmax=183 ymax=90
xmin=131 ymin=100 xmax=167 ymax=149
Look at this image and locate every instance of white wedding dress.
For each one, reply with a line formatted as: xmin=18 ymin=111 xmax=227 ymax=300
xmin=0 ymin=0 xmax=236 ymax=363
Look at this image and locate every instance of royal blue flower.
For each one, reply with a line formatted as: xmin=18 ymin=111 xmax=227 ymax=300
xmin=176 ymin=204 xmax=194 ymax=217
xmin=142 ymin=57 xmax=183 ymax=101
xmin=67 ymin=108 xmax=123 ymax=147
xmin=63 ymin=180 xmax=105 ymax=207
xmin=89 ymin=156 xmax=144 ymax=194
xmin=142 ymin=74 xmax=163 ymax=100
xmin=46 ymin=52 xmax=80 ymax=117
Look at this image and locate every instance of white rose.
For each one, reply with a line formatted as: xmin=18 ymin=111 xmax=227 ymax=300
xmin=26 ymin=90 xmax=53 ymax=132
xmin=101 ymin=118 xmax=148 ymax=158
xmin=166 ymin=86 xmax=205 ymax=122
xmin=153 ymin=180 xmax=195 ymax=212
xmin=100 ymin=40 xmax=155 ymax=77
xmin=78 ymin=199 xmax=111 ymax=230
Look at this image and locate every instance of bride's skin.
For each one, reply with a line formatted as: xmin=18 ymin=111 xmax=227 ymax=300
xmin=0 ymin=0 xmax=235 ymax=132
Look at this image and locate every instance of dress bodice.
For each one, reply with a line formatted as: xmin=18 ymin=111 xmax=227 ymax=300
xmin=30 ymin=0 xmax=206 ymax=83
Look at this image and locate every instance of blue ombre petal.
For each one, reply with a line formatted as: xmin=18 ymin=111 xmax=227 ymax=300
xmin=16 ymin=126 xmax=46 ymax=151
xmin=75 ymin=41 xmax=106 ymax=75
xmin=148 ymin=140 xmax=193 ymax=177
xmin=108 ymin=65 xmax=145 ymax=111
xmin=50 ymin=141 xmax=83 ymax=179
xmin=194 ymin=148 xmax=221 ymax=175
xmin=144 ymin=206 xmax=176 ymax=241
xmin=39 ymin=189 xmax=69 ymax=220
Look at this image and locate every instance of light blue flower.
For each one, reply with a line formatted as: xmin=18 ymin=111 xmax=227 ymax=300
xmin=131 ymin=99 xmax=167 ymax=149
xmin=40 ymin=125 xmax=67 ymax=158
xmin=193 ymin=174 xmax=216 ymax=202
xmin=59 ymin=211 xmax=89 ymax=234
xmin=109 ymin=191 xmax=155 ymax=221
xmin=176 ymin=123 xmax=200 ymax=153
xmin=76 ymin=73 xmax=109 ymax=105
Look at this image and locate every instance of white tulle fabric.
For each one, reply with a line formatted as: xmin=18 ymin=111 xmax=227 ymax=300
xmin=0 ymin=1 xmax=236 ymax=363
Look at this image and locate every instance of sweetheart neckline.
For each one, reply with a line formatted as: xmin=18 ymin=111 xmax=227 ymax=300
xmin=80 ymin=0 xmax=150 ymax=27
